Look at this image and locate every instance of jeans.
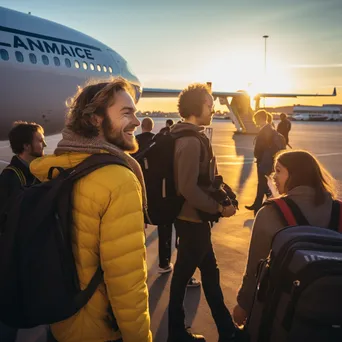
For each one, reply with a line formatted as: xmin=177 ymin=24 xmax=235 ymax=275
xmin=158 ymin=224 xmax=173 ymax=268
xmin=168 ymin=219 xmax=235 ymax=338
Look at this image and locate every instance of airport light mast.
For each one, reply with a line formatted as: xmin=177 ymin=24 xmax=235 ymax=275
xmin=262 ymin=35 xmax=269 ymax=107
xmin=263 ymin=35 xmax=269 ymax=74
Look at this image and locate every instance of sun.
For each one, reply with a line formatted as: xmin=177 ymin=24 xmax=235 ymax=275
xmin=194 ymin=53 xmax=294 ymax=101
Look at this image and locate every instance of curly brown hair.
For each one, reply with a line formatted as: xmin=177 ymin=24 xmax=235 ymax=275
xmin=66 ymin=77 xmax=135 ymax=138
xmin=178 ymin=83 xmax=211 ymax=119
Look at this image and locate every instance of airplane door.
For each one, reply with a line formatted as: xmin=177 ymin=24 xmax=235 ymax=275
xmin=107 ymin=49 xmax=140 ymax=84
xmin=107 ymin=50 xmax=122 ymax=76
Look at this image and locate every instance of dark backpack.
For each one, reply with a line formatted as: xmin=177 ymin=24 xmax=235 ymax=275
xmin=250 ymin=197 xmax=342 ymax=342
xmin=258 ymin=129 xmax=287 ymax=175
xmin=0 ymin=154 xmax=131 ymax=329
xmin=270 ymin=129 xmax=286 ymax=155
xmin=134 ymin=130 xmax=206 ymax=225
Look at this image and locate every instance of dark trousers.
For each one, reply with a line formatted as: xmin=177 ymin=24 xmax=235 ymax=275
xmin=158 ymin=224 xmax=173 ymax=268
xmin=253 ymin=167 xmax=271 ymax=214
xmin=168 ymin=219 xmax=235 ymax=338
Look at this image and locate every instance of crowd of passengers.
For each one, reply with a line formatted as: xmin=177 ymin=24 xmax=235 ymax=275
xmin=0 ymin=78 xmax=338 ymax=342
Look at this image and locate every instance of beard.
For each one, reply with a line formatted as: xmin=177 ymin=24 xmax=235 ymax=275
xmin=30 ymin=149 xmax=44 ymax=158
xmin=102 ymin=115 xmax=139 ymax=153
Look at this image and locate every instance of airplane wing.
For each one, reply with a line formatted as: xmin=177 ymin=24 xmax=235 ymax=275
xmin=254 ymin=87 xmax=336 ymax=99
xmin=142 ymin=88 xmax=246 ymax=98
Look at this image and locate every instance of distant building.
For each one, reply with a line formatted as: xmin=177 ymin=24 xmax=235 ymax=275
xmin=291 ymin=104 xmax=342 ymax=121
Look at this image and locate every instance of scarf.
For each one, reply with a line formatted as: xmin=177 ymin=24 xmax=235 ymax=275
xmin=55 ymin=128 xmax=147 ymax=208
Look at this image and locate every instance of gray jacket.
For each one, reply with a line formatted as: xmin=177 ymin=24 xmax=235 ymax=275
xmin=171 ymin=122 xmax=219 ymax=222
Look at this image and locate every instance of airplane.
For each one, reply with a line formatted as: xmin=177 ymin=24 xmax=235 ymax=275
xmin=0 ymin=6 xmax=337 ymax=139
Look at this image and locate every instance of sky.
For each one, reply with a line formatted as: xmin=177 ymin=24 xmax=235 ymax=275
xmin=1 ymin=0 xmax=342 ymax=111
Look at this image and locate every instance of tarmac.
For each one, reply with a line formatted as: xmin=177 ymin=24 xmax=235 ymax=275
xmin=0 ymin=120 xmax=341 ymax=342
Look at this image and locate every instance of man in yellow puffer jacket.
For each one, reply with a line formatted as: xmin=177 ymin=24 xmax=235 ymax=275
xmin=30 ymin=78 xmax=152 ymax=342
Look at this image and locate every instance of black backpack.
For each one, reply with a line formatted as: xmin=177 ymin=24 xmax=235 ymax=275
xmin=134 ymin=130 xmax=206 ymax=225
xmin=0 ymin=154 xmax=131 ymax=328
xmin=258 ymin=129 xmax=287 ymax=175
xmin=250 ymin=197 xmax=342 ymax=342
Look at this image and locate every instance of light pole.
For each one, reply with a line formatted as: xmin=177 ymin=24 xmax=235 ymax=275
xmin=262 ymin=35 xmax=269 ymax=107
xmin=263 ymin=35 xmax=269 ymax=74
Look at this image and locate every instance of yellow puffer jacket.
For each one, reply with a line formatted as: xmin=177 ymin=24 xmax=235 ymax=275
xmin=30 ymin=152 xmax=152 ymax=342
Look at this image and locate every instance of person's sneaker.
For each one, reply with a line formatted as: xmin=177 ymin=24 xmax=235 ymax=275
xmin=158 ymin=262 xmax=174 ymax=274
xmin=245 ymin=205 xmax=256 ymax=211
xmin=168 ymin=329 xmax=206 ymax=341
xmin=187 ymin=277 xmax=201 ymax=288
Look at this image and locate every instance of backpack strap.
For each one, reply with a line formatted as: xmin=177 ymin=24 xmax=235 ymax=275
xmin=171 ymin=130 xmax=208 ymax=162
xmin=5 ymin=166 xmax=27 ymax=186
xmin=73 ymin=266 xmax=103 ymax=311
xmin=271 ymin=197 xmax=310 ymax=226
xmin=328 ymin=200 xmax=342 ymax=233
xmin=47 ymin=154 xmax=132 ymax=312
xmin=47 ymin=154 xmax=132 ymax=183
xmin=71 ymin=153 xmax=132 ymax=178
xmin=68 ymin=155 xmax=132 ymax=309
xmin=32 ymin=154 xmax=133 ymax=245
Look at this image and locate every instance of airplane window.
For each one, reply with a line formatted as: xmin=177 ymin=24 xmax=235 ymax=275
xmin=90 ymin=63 xmax=95 ymax=71
xmin=15 ymin=51 xmax=24 ymax=63
xmin=29 ymin=53 xmax=37 ymax=64
xmin=103 ymin=66 xmax=107 ymax=73
xmin=42 ymin=55 xmax=49 ymax=65
xmin=82 ymin=62 xmax=88 ymax=70
xmin=0 ymin=49 xmax=9 ymax=61
xmin=54 ymin=57 xmax=61 ymax=66
xmin=97 ymin=64 xmax=101 ymax=72
xmin=108 ymin=66 xmax=113 ymax=73
xmin=65 ymin=58 xmax=71 ymax=68
xmin=75 ymin=60 xmax=80 ymax=69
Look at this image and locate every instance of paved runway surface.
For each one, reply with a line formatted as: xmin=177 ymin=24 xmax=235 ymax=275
xmin=1 ymin=120 xmax=341 ymax=342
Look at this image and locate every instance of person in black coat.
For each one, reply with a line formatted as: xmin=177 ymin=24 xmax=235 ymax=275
xmin=245 ymin=110 xmax=275 ymax=215
xmin=132 ymin=117 xmax=155 ymax=157
xmin=0 ymin=121 xmax=46 ymax=340
xmin=277 ymin=113 xmax=292 ymax=146
xmin=159 ymin=118 xmax=175 ymax=135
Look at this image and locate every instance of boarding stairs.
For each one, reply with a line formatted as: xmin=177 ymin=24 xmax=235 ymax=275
xmin=218 ymin=95 xmax=259 ymax=134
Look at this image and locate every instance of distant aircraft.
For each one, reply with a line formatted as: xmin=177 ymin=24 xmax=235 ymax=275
xmin=0 ymin=6 xmax=337 ymax=138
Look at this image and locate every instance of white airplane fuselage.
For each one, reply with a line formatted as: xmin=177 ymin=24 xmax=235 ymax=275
xmin=0 ymin=7 xmax=141 ymax=140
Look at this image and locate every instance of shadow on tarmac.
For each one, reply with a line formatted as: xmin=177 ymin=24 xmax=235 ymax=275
xmin=232 ymin=133 xmax=255 ymax=196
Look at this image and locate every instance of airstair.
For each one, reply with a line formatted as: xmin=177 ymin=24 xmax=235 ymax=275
xmin=218 ymin=93 xmax=259 ymax=134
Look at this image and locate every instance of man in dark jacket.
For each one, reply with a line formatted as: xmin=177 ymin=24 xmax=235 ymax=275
xmin=159 ymin=118 xmax=174 ymax=135
xmin=0 ymin=121 xmax=46 ymax=209
xmin=167 ymin=83 xmax=238 ymax=342
xmin=134 ymin=117 xmax=155 ymax=152
xmin=277 ymin=113 xmax=292 ymax=147
xmin=245 ymin=110 xmax=281 ymax=215
xmin=0 ymin=121 xmax=46 ymax=341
